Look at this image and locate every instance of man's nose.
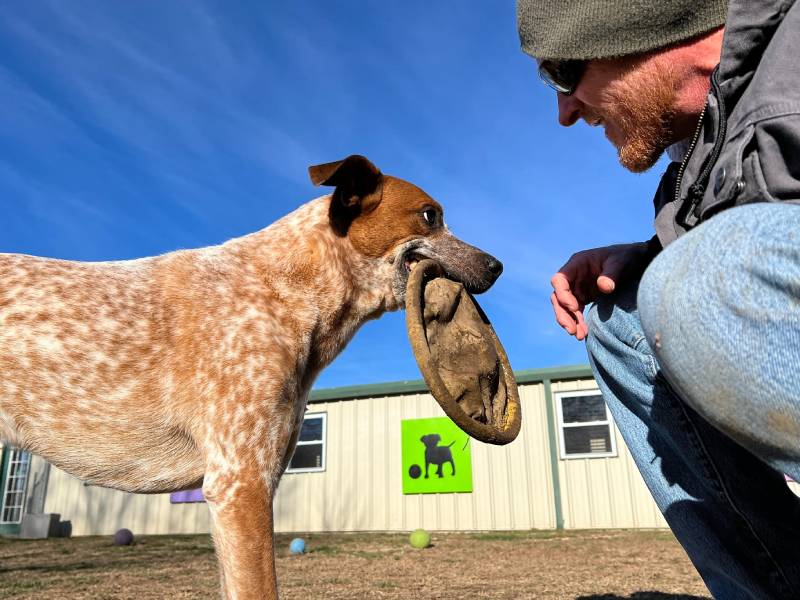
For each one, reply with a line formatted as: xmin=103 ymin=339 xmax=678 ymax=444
xmin=557 ymin=93 xmax=582 ymax=127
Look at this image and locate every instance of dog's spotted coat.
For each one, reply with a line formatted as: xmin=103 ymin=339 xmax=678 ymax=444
xmin=0 ymin=156 xmax=501 ymax=599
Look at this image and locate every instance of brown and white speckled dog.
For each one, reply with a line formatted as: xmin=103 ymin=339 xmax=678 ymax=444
xmin=0 ymin=155 xmax=502 ymax=599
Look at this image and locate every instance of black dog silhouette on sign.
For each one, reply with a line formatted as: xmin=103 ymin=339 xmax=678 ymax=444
xmin=420 ymin=433 xmax=456 ymax=478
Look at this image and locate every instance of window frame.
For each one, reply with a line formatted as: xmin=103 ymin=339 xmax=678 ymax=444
xmin=0 ymin=447 xmax=31 ymax=525
xmin=285 ymin=412 xmax=327 ymax=474
xmin=554 ymin=389 xmax=617 ymax=460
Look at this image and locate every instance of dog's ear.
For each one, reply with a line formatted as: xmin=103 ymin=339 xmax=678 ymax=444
xmin=308 ymin=155 xmax=382 ymax=209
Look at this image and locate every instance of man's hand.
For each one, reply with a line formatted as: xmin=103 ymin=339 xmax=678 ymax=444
xmin=550 ymin=242 xmax=653 ymax=341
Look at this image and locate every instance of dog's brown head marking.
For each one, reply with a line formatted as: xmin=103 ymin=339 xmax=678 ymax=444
xmin=310 ymin=154 xmax=443 ymax=257
xmin=310 ymin=154 xmax=503 ymax=298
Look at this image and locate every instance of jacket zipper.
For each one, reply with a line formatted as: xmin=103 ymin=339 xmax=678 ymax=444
xmin=676 ymin=67 xmax=728 ymax=226
xmin=673 ymin=101 xmax=707 ymax=205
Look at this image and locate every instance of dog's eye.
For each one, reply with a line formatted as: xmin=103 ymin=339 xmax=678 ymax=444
xmin=421 ymin=208 xmax=438 ymax=226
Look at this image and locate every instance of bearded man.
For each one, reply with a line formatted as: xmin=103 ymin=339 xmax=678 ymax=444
xmin=517 ymin=1 xmax=800 ymax=597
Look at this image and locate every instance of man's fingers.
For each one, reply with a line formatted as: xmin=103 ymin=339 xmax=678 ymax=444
xmin=551 ymin=272 xmax=580 ymax=311
xmin=596 ymin=275 xmax=616 ymax=294
xmin=597 ymin=243 xmax=647 ymax=294
xmin=550 ymin=292 xmax=578 ymax=334
xmin=551 ymin=292 xmax=589 ymax=340
xmin=574 ymin=310 xmax=589 ymax=341
xmin=597 ymin=252 xmax=628 ymax=294
xmin=550 ymin=271 xmax=571 ymax=294
xmin=550 ymin=242 xmax=650 ymax=337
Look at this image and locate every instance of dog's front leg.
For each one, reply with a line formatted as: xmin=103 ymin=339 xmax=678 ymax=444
xmin=203 ymin=469 xmax=278 ymax=600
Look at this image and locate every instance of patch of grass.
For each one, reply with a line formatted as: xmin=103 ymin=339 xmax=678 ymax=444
xmin=0 ymin=578 xmax=47 ymax=598
xmin=350 ymin=550 xmax=388 ymax=560
xmin=0 ymin=560 xmax=97 ymax=575
xmin=470 ymin=531 xmax=536 ymax=541
xmin=309 ymin=544 xmax=340 ymax=555
xmin=637 ymin=529 xmax=679 ymax=542
xmin=469 ymin=529 xmax=596 ymax=542
xmin=374 ymin=580 xmax=398 ymax=589
xmin=65 ymin=574 xmax=104 ymax=586
xmin=321 ymin=578 xmax=352 ymax=585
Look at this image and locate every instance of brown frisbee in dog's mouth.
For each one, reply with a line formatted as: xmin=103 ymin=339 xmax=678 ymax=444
xmin=406 ymin=259 xmax=521 ymax=445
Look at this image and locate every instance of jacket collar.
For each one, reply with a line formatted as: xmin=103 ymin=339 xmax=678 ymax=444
xmin=717 ymin=0 xmax=795 ymax=109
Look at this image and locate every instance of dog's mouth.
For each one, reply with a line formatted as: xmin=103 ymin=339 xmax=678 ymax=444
xmin=393 ymin=246 xmax=437 ymax=307
xmin=403 ymin=252 xmax=426 ymax=273
xmin=393 ymin=237 xmax=502 ymax=306
xmin=399 ymin=247 xmax=444 ymax=282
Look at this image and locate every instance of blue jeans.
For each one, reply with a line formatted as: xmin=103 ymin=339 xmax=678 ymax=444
xmin=586 ymin=203 xmax=800 ymax=599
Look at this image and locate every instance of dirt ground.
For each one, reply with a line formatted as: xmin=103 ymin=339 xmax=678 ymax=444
xmin=0 ymin=529 xmax=710 ymax=600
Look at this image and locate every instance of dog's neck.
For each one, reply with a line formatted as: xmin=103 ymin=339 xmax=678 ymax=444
xmin=224 ymin=196 xmax=400 ymax=383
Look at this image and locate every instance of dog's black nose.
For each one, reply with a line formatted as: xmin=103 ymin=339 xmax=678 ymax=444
xmin=486 ymin=256 xmax=503 ymax=277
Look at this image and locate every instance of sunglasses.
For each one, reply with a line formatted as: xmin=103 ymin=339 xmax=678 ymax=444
xmin=537 ymin=59 xmax=586 ymax=95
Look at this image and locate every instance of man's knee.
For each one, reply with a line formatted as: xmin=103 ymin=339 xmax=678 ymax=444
xmin=637 ymin=204 xmax=800 ymax=465
xmin=638 ymin=203 xmax=800 ymax=367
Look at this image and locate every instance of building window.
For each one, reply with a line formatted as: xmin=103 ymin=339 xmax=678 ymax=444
xmin=555 ymin=390 xmax=617 ymax=459
xmin=286 ymin=413 xmax=326 ymax=473
xmin=1 ymin=447 xmax=31 ymax=524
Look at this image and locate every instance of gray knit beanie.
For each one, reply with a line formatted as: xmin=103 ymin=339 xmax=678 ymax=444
xmin=517 ymin=0 xmax=727 ymax=60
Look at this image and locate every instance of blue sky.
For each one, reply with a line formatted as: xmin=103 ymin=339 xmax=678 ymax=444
xmin=0 ymin=1 xmax=664 ymax=390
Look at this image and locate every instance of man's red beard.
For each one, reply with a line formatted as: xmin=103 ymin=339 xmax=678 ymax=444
xmin=585 ymin=60 xmax=681 ymax=173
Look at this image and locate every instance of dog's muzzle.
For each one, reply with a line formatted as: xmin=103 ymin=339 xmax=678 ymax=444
xmin=401 ymin=236 xmax=503 ymax=295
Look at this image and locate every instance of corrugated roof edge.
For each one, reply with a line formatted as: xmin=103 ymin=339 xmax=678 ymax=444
xmin=308 ymin=364 xmax=593 ymax=403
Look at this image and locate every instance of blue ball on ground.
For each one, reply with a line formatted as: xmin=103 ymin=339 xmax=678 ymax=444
xmin=289 ymin=537 xmax=306 ymax=555
xmin=113 ymin=528 xmax=134 ymax=546
xmin=409 ymin=528 xmax=431 ymax=549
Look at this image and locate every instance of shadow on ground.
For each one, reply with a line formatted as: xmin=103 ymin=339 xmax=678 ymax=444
xmin=577 ymin=594 xmax=708 ymax=600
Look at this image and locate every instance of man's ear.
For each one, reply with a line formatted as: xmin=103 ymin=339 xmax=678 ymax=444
xmin=308 ymin=154 xmax=382 ymax=208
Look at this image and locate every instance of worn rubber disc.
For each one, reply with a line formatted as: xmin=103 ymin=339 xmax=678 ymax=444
xmin=406 ymin=259 xmax=521 ymax=445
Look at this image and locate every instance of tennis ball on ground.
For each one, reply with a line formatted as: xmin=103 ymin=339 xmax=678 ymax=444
xmin=409 ymin=528 xmax=431 ymax=549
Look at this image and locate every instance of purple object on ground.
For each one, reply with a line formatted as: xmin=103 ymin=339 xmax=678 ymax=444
xmin=113 ymin=528 xmax=134 ymax=546
xmin=170 ymin=488 xmax=205 ymax=503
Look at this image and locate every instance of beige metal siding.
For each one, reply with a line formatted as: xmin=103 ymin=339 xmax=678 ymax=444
xmin=44 ymin=467 xmax=212 ymax=536
xmin=274 ymin=384 xmax=556 ymax=532
xmin=551 ymin=379 xmax=666 ymax=529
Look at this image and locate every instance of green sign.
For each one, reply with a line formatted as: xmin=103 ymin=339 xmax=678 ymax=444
xmin=401 ymin=417 xmax=473 ymax=494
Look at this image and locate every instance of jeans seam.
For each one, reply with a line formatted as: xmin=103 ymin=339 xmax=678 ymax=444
xmin=662 ymin=375 xmax=797 ymax=597
xmin=632 ymin=334 xmax=659 ymax=380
